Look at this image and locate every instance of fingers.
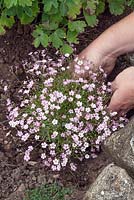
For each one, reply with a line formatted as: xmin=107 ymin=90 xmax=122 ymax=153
xmin=111 ymin=80 xmax=117 ymax=92
xmin=108 ymin=88 xmax=133 ymax=116
xmin=108 ymin=89 xmax=122 ymax=113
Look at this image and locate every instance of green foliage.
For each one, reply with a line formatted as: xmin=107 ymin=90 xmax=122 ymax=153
xmin=0 ymin=0 xmax=133 ymax=53
xmin=24 ymin=182 xmax=72 ymax=200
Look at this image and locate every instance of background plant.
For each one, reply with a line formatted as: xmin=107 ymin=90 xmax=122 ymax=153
xmin=0 ymin=0 xmax=133 ymax=54
xmin=24 ymin=182 xmax=72 ymax=200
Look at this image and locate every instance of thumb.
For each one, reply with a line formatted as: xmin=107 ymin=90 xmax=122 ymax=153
xmin=108 ymin=89 xmax=122 ymax=113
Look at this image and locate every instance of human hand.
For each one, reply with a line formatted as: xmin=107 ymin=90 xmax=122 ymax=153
xmin=78 ymin=44 xmax=117 ymax=74
xmin=108 ymin=67 xmax=134 ymax=115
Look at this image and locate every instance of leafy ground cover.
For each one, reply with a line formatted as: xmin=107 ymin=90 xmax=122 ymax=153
xmin=0 ymin=0 xmax=134 ymax=54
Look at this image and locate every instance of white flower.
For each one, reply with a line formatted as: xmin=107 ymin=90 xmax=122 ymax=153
xmin=35 ymin=135 xmax=40 ymax=140
xmin=23 ymin=124 xmax=29 ymax=130
xmin=76 ymin=101 xmax=82 ymax=107
xmin=75 ymin=94 xmax=81 ymax=99
xmin=65 ymin=123 xmax=73 ymax=130
xmin=64 ymin=53 xmax=70 ymax=57
xmin=4 ymin=85 xmax=8 ymax=91
xmin=41 ymin=142 xmax=47 ymax=148
xmin=41 ymin=153 xmax=46 ymax=159
xmin=68 ymin=97 xmax=73 ymax=102
xmin=69 ymin=90 xmax=75 ymax=96
xmin=85 ymin=154 xmax=90 ymax=159
xmin=70 ymin=163 xmax=77 ymax=171
xmin=50 ymin=143 xmax=56 ymax=149
xmin=77 ymin=60 xmax=83 ymax=65
xmin=31 ymin=104 xmax=36 ymax=109
xmin=91 ymin=103 xmax=96 ymax=109
xmin=53 ymin=158 xmax=59 ymax=165
xmin=52 ymin=119 xmax=58 ymax=125
xmin=86 ymin=107 xmax=91 ymax=112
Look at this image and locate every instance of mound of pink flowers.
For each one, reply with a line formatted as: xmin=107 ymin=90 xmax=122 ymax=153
xmin=6 ymin=50 xmax=127 ymax=171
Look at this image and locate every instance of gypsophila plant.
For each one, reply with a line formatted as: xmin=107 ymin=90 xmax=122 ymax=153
xmin=0 ymin=0 xmax=134 ymax=54
xmin=6 ymin=50 xmax=127 ymax=171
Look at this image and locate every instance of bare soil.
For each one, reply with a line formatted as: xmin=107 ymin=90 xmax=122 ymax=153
xmin=0 ymin=9 xmax=132 ymax=200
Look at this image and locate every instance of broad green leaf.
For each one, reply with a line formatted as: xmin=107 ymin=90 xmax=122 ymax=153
xmin=0 ymin=11 xmax=15 ymax=28
xmin=43 ymin=0 xmax=58 ymax=12
xmin=50 ymin=31 xmax=63 ymax=48
xmin=84 ymin=11 xmax=98 ymax=27
xmin=66 ymin=0 xmax=82 ymax=19
xmin=32 ymin=26 xmax=44 ymax=38
xmin=68 ymin=20 xmax=86 ymax=33
xmin=18 ymin=0 xmax=33 ymax=7
xmin=96 ymin=1 xmax=105 ymax=15
xmin=19 ymin=1 xmax=39 ymax=24
xmin=55 ymin=28 xmax=66 ymax=38
xmin=24 ymin=7 xmax=33 ymax=17
xmin=0 ymin=25 xmax=6 ymax=35
xmin=60 ymin=2 xmax=67 ymax=16
xmin=85 ymin=0 xmax=98 ymax=15
xmin=16 ymin=6 xmax=23 ymax=18
xmin=33 ymin=37 xmax=40 ymax=48
xmin=67 ymin=30 xmax=78 ymax=44
xmin=41 ymin=13 xmax=49 ymax=22
xmin=50 ymin=13 xmax=63 ymax=24
xmin=40 ymin=33 xmax=49 ymax=47
xmin=60 ymin=44 xmax=73 ymax=54
xmin=4 ymin=0 xmax=17 ymax=8
xmin=108 ymin=0 xmax=125 ymax=15
xmin=5 ymin=7 xmax=16 ymax=16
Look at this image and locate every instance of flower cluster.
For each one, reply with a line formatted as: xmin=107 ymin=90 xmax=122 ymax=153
xmin=6 ymin=50 xmax=127 ymax=171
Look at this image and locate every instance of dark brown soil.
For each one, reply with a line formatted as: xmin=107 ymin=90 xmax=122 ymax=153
xmin=0 ymin=9 xmax=133 ymax=200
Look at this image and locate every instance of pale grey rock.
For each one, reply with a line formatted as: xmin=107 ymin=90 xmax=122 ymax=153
xmin=103 ymin=117 xmax=134 ymax=177
xmin=84 ymin=164 xmax=134 ymax=200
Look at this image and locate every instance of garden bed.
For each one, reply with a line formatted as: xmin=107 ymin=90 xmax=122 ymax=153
xmin=0 ymin=9 xmax=132 ymax=200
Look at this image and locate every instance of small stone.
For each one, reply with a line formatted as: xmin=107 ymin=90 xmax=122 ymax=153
xmin=28 ymin=161 xmax=37 ymax=166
